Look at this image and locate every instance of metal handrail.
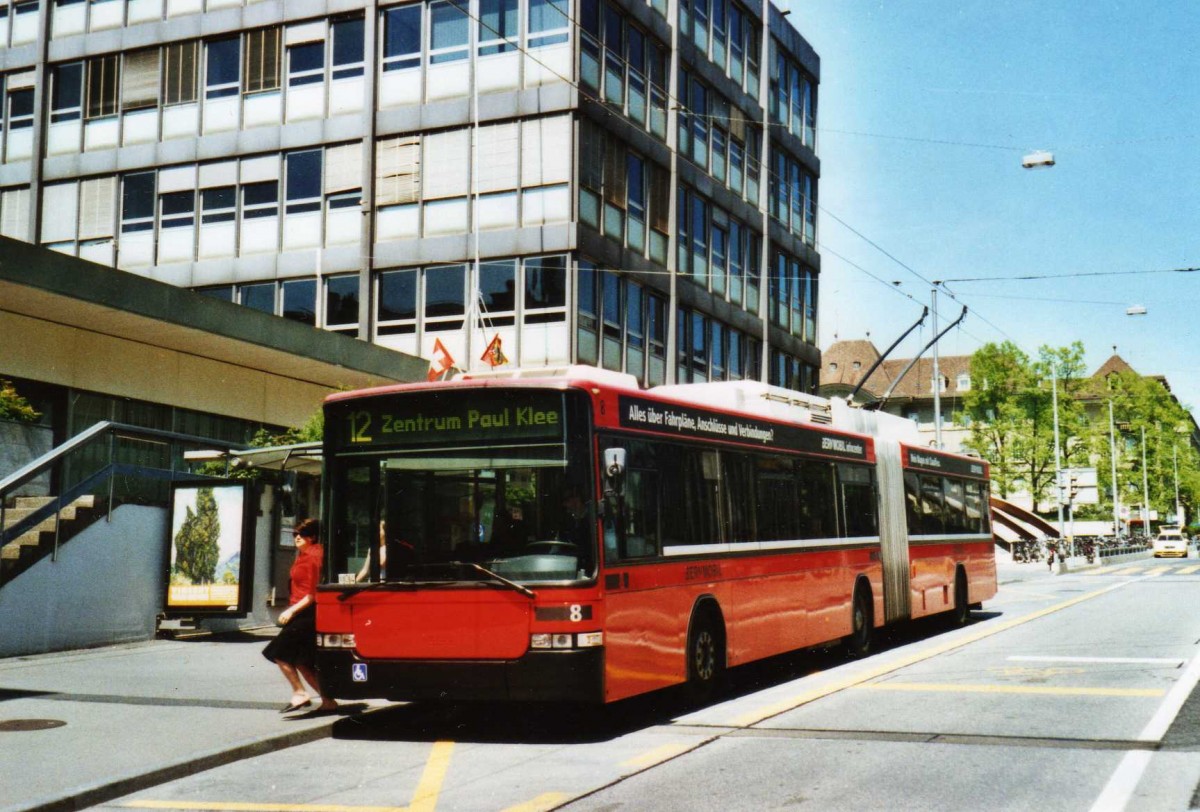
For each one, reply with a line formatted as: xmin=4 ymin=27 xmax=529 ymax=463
xmin=1 ymin=422 xmax=245 ymax=582
xmin=0 ymin=421 xmax=241 ymax=496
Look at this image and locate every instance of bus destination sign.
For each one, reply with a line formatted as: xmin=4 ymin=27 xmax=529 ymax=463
xmin=330 ymin=391 xmax=566 ymax=448
xmin=904 ymin=447 xmax=988 ymax=480
xmin=618 ymin=395 xmax=870 ymax=462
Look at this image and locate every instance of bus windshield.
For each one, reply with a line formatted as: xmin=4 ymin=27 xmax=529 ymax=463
xmin=323 ymin=388 xmax=596 ymax=586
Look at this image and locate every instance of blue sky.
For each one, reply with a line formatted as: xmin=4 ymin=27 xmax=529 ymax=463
xmin=791 ymin=1 xmax=1200 ymax=420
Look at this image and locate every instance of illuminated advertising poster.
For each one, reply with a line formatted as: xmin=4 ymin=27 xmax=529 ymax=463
xmin=165 ymin=482 xmax=251 ymax=614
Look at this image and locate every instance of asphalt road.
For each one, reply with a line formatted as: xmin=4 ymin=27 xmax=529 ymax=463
xmin=94 ymin=560 xmax=1200 ymax=812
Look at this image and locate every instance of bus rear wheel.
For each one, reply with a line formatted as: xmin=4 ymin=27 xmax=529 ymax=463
xmin=951 ymin=568 xmax=970 ymax=626
xmin=844 ymin=584 xmax=872 ymax=658
xmin=686 ymin=610 xmax=725 ymax=704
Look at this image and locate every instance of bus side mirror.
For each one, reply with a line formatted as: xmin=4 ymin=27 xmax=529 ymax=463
xmin=604 ymin=448 xmax=626 ymax=486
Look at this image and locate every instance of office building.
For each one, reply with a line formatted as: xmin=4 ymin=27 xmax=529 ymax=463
xmin=0 ymin=0 xmax=821 ymax=390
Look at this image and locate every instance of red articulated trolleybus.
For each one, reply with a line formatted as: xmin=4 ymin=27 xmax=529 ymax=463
xmin=315 ymin=367 xmax=996 ymax=704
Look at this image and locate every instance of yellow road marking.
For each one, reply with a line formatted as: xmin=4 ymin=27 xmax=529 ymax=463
xmin=408 ymin=740 xmax=454 ymax=812
xmin=620 ymin=742 xmax=694 ymax=770
xmin=1176 ymin=565 xmax=1200 ymax=575
xmin=501 ymin=794 xmax=571 ymax=812
xmin=1107 ymin=567 xmax=1143 ymax=575
xmin=1143 ymin=566 xmax=1171 ymax=576
xmin=122 ymin=804 xmax=403 ymax=812
xmin=860 ymin=682 xmax=1165 ymax=698
xmin=123 ymin=741 xmax=453 ymax=812
xmin=727 ymin=578 xmax=1138 ymax=727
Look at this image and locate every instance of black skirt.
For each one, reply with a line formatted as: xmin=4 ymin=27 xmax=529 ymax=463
xmin=262 ymin=605 xmax=317 ymax=667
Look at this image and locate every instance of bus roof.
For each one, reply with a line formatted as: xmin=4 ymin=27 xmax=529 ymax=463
xmin=324 ymin=367 xmax=984 ymax=467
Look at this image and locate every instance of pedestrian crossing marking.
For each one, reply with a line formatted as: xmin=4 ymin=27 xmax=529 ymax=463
xmin=1085 ymin=564 xmax=1200 ymax=576
xmin=860 ymin=682 xmax=1165 ymax=698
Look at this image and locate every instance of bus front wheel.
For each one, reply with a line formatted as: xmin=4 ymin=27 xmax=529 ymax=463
xmin=686 ymin=610 xmax=725 ymax=703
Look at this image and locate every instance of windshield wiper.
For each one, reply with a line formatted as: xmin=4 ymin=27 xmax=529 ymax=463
xmin=334 ymin=580 xmax=415 ymax=601
xmin=457 ymin=561 xmax=537 ymax=599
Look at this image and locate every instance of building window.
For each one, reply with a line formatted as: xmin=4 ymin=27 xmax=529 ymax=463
xmin=122 ymin=49 xmax=161 ymax=112
xmin=160 ymin=191 xmax=195 ymax=229
xmin=285 ymin=150 xmax=322 ymax=214
xmin=288 ymin=40 xmax=325 ymax=87
xmin=121 ymin=172 xmax=156 ymax=232
xmin=241 ymin=282 xmax=276 ymax=313
xmin=429 ymin=0 xmax=470 ymax=64
xmin=382 ymin=5 xmax=422 ymax=71
xmin=325 ymin=274 xmax=359 ymax=334
xmin=376 ymin=267 xmax=418 ymax=335
xmin=331 ymin=16 xmax=365 ymax=79
xmin=524 ymin=255 xmax=566 ymax=323
xmin=85 ymin=55 xmax=119 ymax=119
xmin=206 ymin=37 xmax=241 ymax=99
xmin=51 ymin=63 xmax=84 ymax=123
xmin=479 ymin=259 xmax=517 ymax=327
xmin=281 ymin=278 xmax=316 ymax=325
xmin=425 ymin=263 xmax=466 ymax=330
xmin=478 ymin=0 xmax=519 ymax=55
xmin=957 ymin=373 xmax=971 ymax=391
xmin=528 ymin=0 xmax=569 ymax=47
xmin=164 ymin=41 xmax=199 ymax=105
xmin=201 ymin=187 xmax=236 ymax=224
xmin=244 ymin=27 xmax=282 ymax=94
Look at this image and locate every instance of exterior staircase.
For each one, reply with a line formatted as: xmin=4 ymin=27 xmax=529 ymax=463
xmin=1 ymin=494 xmax=102 ymax=583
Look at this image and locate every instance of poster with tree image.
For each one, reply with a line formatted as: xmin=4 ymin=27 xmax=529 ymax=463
xmin=167 ymin=483 xmax=248 ymax=611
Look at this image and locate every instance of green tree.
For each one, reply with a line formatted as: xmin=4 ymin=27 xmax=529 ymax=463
xmin=1102 ymin=370 xmax=1200 ymax=528
xmin=0 ymin=379 xmax=41 ymax=423
xmin=173 ymin=487 xmax=221 ymax=583
xmin=962 ymin=341 xmax=1032 ymax=499
xmin=963 ymin=340 xmax=1089 ymax=508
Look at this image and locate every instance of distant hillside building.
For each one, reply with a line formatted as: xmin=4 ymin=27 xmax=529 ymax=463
xmin=819 ymin=339 xmax=973 ymax=452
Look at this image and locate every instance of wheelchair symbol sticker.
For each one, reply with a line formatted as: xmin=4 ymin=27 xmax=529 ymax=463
xmin=351 ymin=663 xmax=368 ymax=682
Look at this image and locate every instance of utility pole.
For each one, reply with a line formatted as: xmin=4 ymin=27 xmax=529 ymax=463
xmin=1142 ymin=425 xmax=1151 ymax=537
xmin=1109 ymin=400 xmax=1120 ymax=537
xmin=931 ymin=284 xmax=942 ymax=449
xmin=1052 ymin=366 xmax=1064 ymax=546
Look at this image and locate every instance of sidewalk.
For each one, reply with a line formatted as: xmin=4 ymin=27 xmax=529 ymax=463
xmin=0 ymin=630 xmax=379 ymax=812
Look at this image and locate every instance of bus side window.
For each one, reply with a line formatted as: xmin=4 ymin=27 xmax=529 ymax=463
xmin=622 ymin=468 xmax=660 ymax=558
xmin=755 ymin=453 xmax=796 ymax=542
xmin=838 ymin=463 xmax=877 ymax=537
xmin=904 ymin=472 xmax=922 ymax=535
xmin=944 ymin=477 xmax=967 ymax=533
xmin=796 ymin=458 xmax=835 ymax=539
xmin=722 ymin=452 xmax=755 ymax=543
xmin=965 ymin=480 xmax=984 ymax=533
xmin=920 ymin=475 xmax=947 ymax=534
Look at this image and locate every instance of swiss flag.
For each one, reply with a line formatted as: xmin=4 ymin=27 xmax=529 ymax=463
xmin=426 ymin=338 xmax=455 ymax=381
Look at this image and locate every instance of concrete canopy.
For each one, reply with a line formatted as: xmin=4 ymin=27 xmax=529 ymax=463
xmin=0 ymin=238 xmax=427 ymax=428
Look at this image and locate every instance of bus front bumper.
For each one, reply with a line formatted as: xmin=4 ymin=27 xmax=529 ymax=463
xmin=316 ymin=647 xmax=605 ymax=703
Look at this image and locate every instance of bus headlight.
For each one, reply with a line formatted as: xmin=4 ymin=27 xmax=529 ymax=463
xmin=576 ymin=632 xmax=603 ymax=647
xmin=318 ymin=633 xmax=356 ymax=648
xmin=531 ymin=632 xmax=602 ymax=649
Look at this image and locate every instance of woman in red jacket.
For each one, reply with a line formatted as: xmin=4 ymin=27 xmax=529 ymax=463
xmin=262 ymin=518 xmax=337 ymax=714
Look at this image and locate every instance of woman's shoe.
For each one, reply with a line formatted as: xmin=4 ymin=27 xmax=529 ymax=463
xmin=280 ymin=698 xmax=312 ymax=713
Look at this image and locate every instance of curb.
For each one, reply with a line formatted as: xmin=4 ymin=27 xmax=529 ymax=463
xmin=14 ymin=721 xmax=337 ymax=812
